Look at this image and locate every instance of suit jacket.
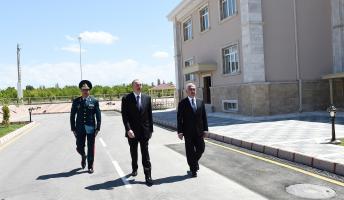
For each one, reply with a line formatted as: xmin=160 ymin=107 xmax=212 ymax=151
xmin=177 ymin=97 xmax=208 ymax=138
xmin=121 ymin=92 xmax=153 ymax=140
xmin=70 ymin=96 xmax=101 ymax=133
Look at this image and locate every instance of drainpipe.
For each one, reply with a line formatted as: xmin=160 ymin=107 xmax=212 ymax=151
xmin=173 ymin=18 xmax=183 ymax=102
xmin=293 ymin=0 xmax=302 ymax=113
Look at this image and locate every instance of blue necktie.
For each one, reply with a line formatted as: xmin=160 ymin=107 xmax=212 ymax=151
xmin=136 ymin=95 xmax=141 ymax=111
xmin=191 ymin=98 xmax=196 ymax=112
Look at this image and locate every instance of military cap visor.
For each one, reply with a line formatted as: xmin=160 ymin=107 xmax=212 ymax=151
xmin=79 ymin=80 xmax=92 ymax=90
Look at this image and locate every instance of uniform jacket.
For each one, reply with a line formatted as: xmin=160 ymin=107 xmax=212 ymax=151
xmin=70 ymin=96 xmax=101 ymax=133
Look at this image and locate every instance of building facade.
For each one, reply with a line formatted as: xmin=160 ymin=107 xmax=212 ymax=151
xmin=168 ymin=0 xmax=341 ymax=116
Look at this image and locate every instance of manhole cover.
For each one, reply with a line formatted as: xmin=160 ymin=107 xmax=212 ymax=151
xmin=286 ymin=184 xmax=336 ymax=199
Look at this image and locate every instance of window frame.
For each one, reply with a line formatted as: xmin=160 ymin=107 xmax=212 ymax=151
xmin=185 ymin=73 xmax=196 ymax=82
xmin=183 ymin=18 xmax=193 ymax=41
xmin=199 ymin=5 xmax=210 ymax=32
xmin=222 ymin=100 xmax=239 ymax=112
xmin=222 ymin=44 xmax=240 ymax=75
xmin=220 ymin=0 xmax=237 ymax=21
xmin=184 ymin=58 xmax=194 ymax=68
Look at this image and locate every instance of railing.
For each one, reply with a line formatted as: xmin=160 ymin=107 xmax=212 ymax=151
xmin=151 ymin=97 xmax=175 ymax=110
xmin=1 ymin=95 xmax=176 ymax=110
xmin=1 ymin=94 xmax=128 ymax=105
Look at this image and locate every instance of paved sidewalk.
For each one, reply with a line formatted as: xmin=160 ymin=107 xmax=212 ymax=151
xmin=153 ymin=110 xmax=344 ymax=177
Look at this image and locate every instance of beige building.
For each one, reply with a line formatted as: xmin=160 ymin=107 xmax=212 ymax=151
xmin=168 ymin=0 xmax=344 ymax=116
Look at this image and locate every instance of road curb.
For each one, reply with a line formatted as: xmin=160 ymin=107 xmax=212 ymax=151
xmin=0 ymin=121 xmax=37 ymax=146
xmin=153 ymin=119 xmax=344 ymax=177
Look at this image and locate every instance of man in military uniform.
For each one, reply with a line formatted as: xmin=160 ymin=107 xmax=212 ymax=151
xmin=70 ymin=80 xmax=101 ymax=174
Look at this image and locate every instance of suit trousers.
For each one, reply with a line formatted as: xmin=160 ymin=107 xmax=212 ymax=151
xmin=184 ymin=135 xmax=205 ymax=172
xmin=76 ymin=131 xmax=96 ymax=169
xmin=128 ymin=137 xmax=151 ymax=174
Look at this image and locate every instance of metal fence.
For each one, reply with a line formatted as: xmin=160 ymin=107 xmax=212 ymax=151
xmin=1 ymin=94 xmax=128 ymax=105
xmin=1 ymin=94 xmax=176 ymax=110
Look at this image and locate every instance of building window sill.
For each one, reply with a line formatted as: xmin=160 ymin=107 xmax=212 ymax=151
xmin=219 ymin=12 xmax=239 ymax=25
xmin=200 ymin=27 xmax=211 ymax=35
xmin=222 ymin=72 xmax=241 ymax=77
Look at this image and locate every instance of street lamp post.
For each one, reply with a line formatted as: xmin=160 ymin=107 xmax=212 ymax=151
xmin=28 ymin=107 xmax=34 ymax=122
xmin=327 ymin=105 xmax=341 ymax=144
xmin=78 ymin=36 xmax=83 ymax=80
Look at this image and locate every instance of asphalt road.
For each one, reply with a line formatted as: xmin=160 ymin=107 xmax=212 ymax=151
xmin=0 ymin=112 xmax=343 ymax=200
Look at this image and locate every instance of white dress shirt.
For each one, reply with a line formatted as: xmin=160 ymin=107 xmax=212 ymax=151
xmin=188 ymin=96 xmax=197 ymax=109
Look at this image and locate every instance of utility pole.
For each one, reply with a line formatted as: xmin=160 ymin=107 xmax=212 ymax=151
xmin=78 ymin=36 xmax=83 ymax=80
xmin=17 ymin=44 xmax=23 ymax=102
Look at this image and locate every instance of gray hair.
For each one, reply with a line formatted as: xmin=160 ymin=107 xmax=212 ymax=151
xmin=185 ymin=83 xmax=196 ymax=90
xmin=131 ymin=79 xmax=141 ymax=86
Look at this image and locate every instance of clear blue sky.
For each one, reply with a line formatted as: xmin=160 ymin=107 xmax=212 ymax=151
xmin=0 ymin=0 xmax=181 ymax=88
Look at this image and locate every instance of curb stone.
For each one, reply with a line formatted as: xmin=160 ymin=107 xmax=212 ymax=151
xmin=0 ymin=122 xmax=37 ymax=146
xmin=153 ymin=119 xmax=344 ymax=177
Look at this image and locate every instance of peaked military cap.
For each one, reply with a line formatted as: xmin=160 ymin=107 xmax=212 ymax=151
xmin=79 ymin=80 xmax=92 ymax=90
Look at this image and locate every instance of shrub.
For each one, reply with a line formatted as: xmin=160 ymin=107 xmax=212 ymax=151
xmin=2 ymin=104 xmax=10 ymax=126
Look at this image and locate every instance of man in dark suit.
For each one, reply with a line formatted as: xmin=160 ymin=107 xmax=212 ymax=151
xmin=70 ymin=80 xmax=101 ymax=174
xmin=121 ymin=79 xmax=154 ymax=186
xmin=177 ymin=83 xmax=208 ymax=178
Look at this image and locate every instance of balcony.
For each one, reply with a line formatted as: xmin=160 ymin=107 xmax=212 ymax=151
xmin=183 ymin=63 xmax=217 ymax=74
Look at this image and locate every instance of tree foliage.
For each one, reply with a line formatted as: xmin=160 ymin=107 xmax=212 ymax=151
xmin=0 ymin=84 xmax=152 ymax=99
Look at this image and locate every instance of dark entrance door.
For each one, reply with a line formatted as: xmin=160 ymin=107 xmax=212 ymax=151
xmin=203 ymin=76 xmax=211 ymax=104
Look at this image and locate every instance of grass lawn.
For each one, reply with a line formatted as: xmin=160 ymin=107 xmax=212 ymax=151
xmin=0 ymin=124 xmax=25 ymax=138
xmin=340 ymin=138 xmax=344 ymax=147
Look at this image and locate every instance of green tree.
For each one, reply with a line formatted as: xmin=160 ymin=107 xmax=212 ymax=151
xmin=26 ymin=85 xmax=35 ymax=90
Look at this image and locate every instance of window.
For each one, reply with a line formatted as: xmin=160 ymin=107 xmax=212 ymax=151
xmin=183 ymin=19 xmax=193 ymax=41
xmin=200 ymin=6 xmax=209 ymax=32
xmin=223 ymin=44 xmax=239 ymax=74
xmin=185 ymin=73 xmax=196 ymax=81
xmin=223 ymin=100 xmax=238 ymax=112
xmin=220 ymin=0 xmax=237 ymax=20
xmin=184 ymin=59 xmax=194 ymax=68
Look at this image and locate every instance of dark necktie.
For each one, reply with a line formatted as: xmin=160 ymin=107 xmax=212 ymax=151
xmin=136 ymin=95 xmax=141 ymax=111
xmin=191 ymin=98 xmax=196 ymax=112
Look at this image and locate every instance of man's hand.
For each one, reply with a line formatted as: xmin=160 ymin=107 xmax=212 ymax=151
xmin=95 ymin=130 xmax=99 ymax=137
xmin=127 ymin=130 xmax=135 ymax=139
xmin=178 ymin=133 xmax=184 ymax=140
xmin=203 ymin=131 xmax=209 ymax=138
xmin=73 ymin=131 xmax=77 ymax=138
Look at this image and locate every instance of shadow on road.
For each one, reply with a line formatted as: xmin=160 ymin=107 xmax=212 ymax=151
xmin=85 ymin=174 xmax=190 ymax=190
xmin=85 ymin=174 xmax=131 ymax=190
xmin=36 ymin=168 xmax=87 ymax=180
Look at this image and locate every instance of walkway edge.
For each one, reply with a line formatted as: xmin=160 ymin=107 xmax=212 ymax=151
xmin=0 ymin=121 xmax=37 ymax=146
xmin=153 ymin=118 xmax=344 ymax=177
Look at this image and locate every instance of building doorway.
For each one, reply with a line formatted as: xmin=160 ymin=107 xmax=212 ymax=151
xmin=203 ymin=76 xmax=211 ymax=104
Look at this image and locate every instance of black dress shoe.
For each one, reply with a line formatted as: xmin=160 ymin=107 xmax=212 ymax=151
xmin=131 ymin=170 xmax=138 ymax=177
xmin=145 ymin=177 xmax=153 ymax=186
xmin=81 ymin=156 xmax=86 ymax=169
xmin=88 ymin=168 xmax=94 ymax=174
xmin=191 ymin=171 xmax=197 ymax=178
xmin=196 ymin=164 xmax=199 ymax=171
